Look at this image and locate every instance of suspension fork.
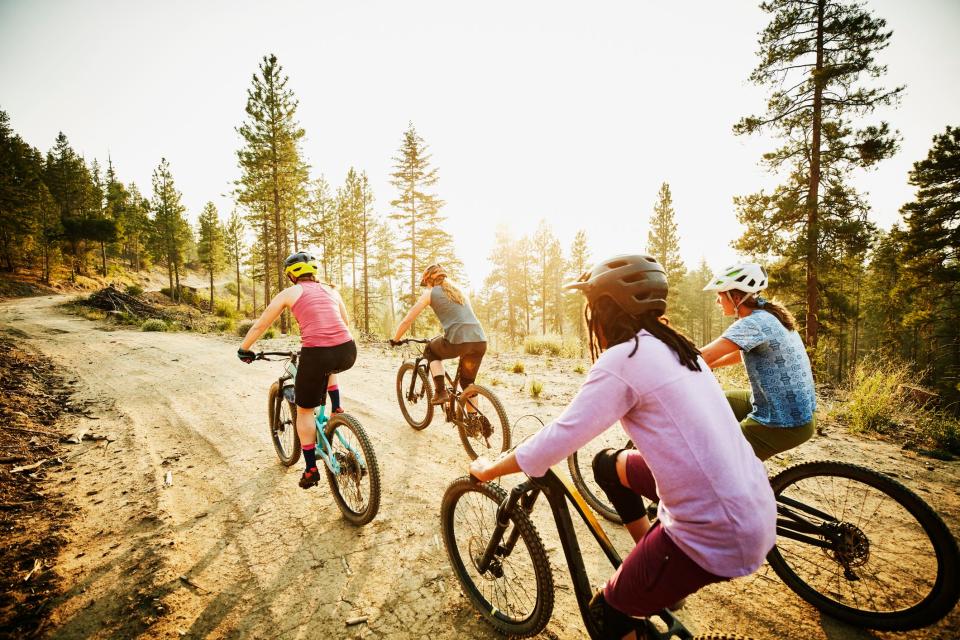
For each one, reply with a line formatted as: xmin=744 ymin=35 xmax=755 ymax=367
xmin=475 ymin=482 xmax=536 ymax=573
xmin=409 ymin=356 xmax=427 ymax=400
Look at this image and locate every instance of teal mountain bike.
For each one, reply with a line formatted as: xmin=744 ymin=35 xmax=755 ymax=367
xmin=260 ymin=350 xmax=381 ymax=526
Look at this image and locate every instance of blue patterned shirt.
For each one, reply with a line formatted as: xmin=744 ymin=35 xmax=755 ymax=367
xmin=722 ymin=310 xmax=816 ymax=427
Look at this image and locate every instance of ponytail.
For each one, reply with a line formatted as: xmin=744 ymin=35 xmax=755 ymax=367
xmin=737 ymin=294 xmax=797 ymax=331
xmin=439 ymin=278 xmax=465 ymax=305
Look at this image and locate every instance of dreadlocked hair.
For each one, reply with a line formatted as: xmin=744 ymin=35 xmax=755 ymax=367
xmin=585 ymin=296 xmax=701 ymax=372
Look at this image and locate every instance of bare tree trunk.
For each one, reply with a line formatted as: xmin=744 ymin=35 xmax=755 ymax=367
xmin=804 ymin=0 xmax=825 ymax=355
xmin=235 ymin=252 xmax=241 ymax=312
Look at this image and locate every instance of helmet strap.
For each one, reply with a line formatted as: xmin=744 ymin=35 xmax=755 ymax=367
xmin=727 ymin=291 xmax=755 ymax=317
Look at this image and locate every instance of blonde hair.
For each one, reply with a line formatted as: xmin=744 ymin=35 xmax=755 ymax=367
xmin=438 ymin=277 xmax=465 ymax=305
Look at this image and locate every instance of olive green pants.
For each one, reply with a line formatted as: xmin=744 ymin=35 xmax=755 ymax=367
xmin=725 ymin=389 xmax=815 ymax=461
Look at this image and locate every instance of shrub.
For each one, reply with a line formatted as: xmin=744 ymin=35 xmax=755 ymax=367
xmin=841 ymin=359 xmax=913 ymax=433
xmin=125 ymin=284 xmax=144 ymax=297
xmin=574 ymin=363 xmax=586 ymax=374
xmin=524 ymin=334 xmax=581 ymax=358
xmin=159 ymin=285 xmax=202 ymax=307
xmin=214 ymin=298 xmax=237 ymax=318
xmin=141 ymin=318 xmax=168 ymax=332
xmin=511 ymin=361 xmax=525 ymax=374
xmin=215 ymin=318 xmax=235 ymax=333
xmin=490 ymin=377 xmax=502 ymax=387
xmin=917 ymin=410 xmax=960 ymax=455
xmin=263 ymin=326 xmax=277 ymax=340
xmin=224 ymin=282 xmax=239 ymax=296
xmin=236 ymin=319 xmax=254 ymax=337
xmin=530 ymin=379 xmax=543 ymax=399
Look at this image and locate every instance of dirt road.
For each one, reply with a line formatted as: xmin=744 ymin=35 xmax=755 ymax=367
xmin=1 ymin=295 xmax=958 ymax=639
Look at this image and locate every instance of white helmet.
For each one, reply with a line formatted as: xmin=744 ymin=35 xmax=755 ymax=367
xmin=703 ymin=262 xmax=768 ymax=294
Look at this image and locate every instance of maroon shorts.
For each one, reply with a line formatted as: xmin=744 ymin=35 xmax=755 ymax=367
xmin=603 ymin=451 xmax=727 ymax=617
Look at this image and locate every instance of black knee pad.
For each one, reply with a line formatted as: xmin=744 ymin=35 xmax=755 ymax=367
xmin=592 ymin=448 xmax=646 ymax=524
xmin=588 ymin=590 xmax=638 ymax=639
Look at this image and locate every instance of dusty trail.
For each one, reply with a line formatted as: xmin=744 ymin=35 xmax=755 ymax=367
xmin=1 ymin=295 xmax=957 ymax=639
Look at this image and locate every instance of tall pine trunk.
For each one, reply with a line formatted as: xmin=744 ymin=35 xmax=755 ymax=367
xmin=804 ymin=0 xmax=825 ymax=354
xmin=235 ymin=251 xmax=241 ymax=311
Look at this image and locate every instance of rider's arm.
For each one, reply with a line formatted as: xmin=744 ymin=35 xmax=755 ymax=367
xmin=470 ymin=450 xmax=521 ymax=481
xmin=391 ymin=289 xmax=432 ymax=342
xmin=240 ymin=288 xmax=293 ymax=351
xmin=508 ymin=364 xmax=638 ymax=479
xmin=710 ymin=350 xmax=743 ymax=369
xmin=699 ymin=337 xmax=741 ymax=369
xmin=333 ymin=288 xmax=352 ymax=329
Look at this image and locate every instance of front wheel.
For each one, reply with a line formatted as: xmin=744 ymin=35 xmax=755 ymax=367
xmin=441 ymin=477 xmax=554 ymax=637
xmin=768 ymin=460 xmax=960 ymax=631
xmin=456 ymin=384 xmax=511 ymax=460
xmin=396 ymin=361 xmax=433 ymax=430
xmin=268 ymin=381 xmax=300 ymax=466
xmin=323 ymin=413 xmax=381 ymax=526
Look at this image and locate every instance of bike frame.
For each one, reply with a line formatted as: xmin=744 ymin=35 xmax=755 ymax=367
xmin=271 ymin=352 xmax=367 ymax=476
xmin=403 ymin=339 xmax=480 ymax=420
xmin=475 ymin=469 xmax=693 ymax=640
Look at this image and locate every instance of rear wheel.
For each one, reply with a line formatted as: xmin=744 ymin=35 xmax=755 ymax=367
xmin=267 ymin=381 xmax=300 ymax=466
xmin=441 ymin=477 xmax=554 ymax=637
xmin=456 ymin=384 xmax=510 ymax=460
xmin=323 ymin=413 xmax=381 ymax=526
xmin=567 ymin=432 xmax=634 ymax=523
xmin=396 ymin=361 xmax=433 ymax=430
xmin=768 ymin=460 xmax=960 ymax=630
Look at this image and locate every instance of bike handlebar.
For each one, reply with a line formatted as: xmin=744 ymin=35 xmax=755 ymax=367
xmin=392 ymin=337 xmax=431 ymax=346
xmin=255 ymin=351 xmax=299 ymax=361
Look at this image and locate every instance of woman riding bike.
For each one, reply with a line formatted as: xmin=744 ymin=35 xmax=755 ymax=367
xmin=390 ymin=264 xmax=487 ymax=407
xmin=699 ymin=262 xmax=816 ymax=461
xmin=468 ymin=254 xmax=775 ymax=640
xmin=238 ymin=251 xmax=356 ymax=489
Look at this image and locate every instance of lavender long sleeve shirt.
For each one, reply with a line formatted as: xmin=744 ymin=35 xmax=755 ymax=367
xmin=516 ymin=331 xmax=776 ymax=578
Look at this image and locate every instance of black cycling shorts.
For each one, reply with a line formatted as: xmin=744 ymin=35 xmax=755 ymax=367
xmin=295 ymin=340 xmax=357 ymax=409
xmin=424 ymin=337 xmax=487 ymax=388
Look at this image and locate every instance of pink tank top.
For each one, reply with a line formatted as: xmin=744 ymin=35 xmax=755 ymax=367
xmin=291 ymin=281 xmax=352 ymax=348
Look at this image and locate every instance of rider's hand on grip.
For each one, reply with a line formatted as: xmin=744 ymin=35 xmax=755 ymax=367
xmin=237 ymin=348 xmax=256 ymax=364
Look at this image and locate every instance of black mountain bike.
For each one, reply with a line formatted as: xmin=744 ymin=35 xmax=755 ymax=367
xmin=441 ymin=470 xmax=748 ymax=639
xmin=567 ymin=439 xmax=960 ymax=631
xmin=393 ymin=337 xmax=510 ymax=460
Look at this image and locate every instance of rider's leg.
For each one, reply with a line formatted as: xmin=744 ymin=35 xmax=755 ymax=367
xmin=297 ymin=405 xmax=318 ymax=465
xmin=740 ymin=416 xmax=815 ymax=460
xmin=593 ymin=449 xmax=650 ymax=542
xmin=328 ymin=373 xmax=342 ymax=413
xmin=425 ymin=337 xmax=452 ymax=404
xmin=458 ymin=343 xmax=487 ymax=413
xmin=724 ymin=388 xmax=753 ymax=422
xmin=603 ymin=520 xmax=727 ymax=621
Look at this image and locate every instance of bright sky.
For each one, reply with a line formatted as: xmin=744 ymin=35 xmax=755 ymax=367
xmin=2 ymin=0 xmax=958 ymax=288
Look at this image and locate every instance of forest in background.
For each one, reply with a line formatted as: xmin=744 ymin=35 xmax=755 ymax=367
xmin=0 ymin=0 xmax=958 ymax=406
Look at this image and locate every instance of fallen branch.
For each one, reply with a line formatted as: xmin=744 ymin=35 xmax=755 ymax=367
xmin=2 ymin=425 xmax=61 ymax=438
xmin=11 ymin=457 xmax=60 ymax=473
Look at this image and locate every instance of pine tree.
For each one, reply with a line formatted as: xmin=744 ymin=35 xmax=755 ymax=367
xmin=566 ymin=229 xmax=591 ymax=352
xmin=0 ymin=111 xmax=45 ymax=272
xmin=236 ymin=53 xmax=309 ymax=331
xmin=389 ymin=122 xmax=455 ymax=330
xmin=197 ymin=202 xmax=225 ymax=311
xmin=150 ymin=158 xmax=189 ymax=301
xmin=646 ymin=182 xmax=687 ymax=323
xmin=303 ymin=176 xmax=335 ymax=281
xmin=899 ymin=126 xmax=960 ymax=402
xmin=735 ymin=0 xmax=903 ymax=351
xmin=224 ymin=210 xmax=246 ymax=311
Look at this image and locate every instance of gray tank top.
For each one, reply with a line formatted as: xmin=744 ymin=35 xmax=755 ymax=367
xmin=430 ymin=286 xmax=486 ymax=344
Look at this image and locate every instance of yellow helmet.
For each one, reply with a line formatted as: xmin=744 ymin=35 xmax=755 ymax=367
xmin=284 ymin=252 xmax=318 ymax=279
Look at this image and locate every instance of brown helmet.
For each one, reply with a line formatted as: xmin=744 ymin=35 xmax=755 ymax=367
xmin=564 ymin=254 xmax=668 ymax=316
xmin=420 ymin=264 xmax=446 ymax=287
